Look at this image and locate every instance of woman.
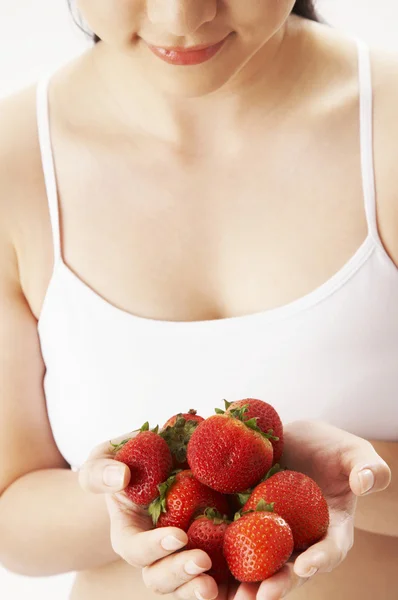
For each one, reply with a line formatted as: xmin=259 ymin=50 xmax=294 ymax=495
xmin=0 ymin=1 xmax=396 ymax=599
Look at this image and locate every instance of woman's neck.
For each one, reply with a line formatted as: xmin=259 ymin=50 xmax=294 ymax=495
xmin=84 ymin=16 xmax=314 ymax=152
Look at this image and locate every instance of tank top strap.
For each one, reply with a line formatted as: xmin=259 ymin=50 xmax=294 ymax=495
xmin=36 ymin=75 xmax=62 ymax=265
xmin=356 ymin=39 xmax=380 ymax=244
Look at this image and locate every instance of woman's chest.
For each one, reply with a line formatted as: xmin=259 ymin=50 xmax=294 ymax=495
xmin=24 ymin=122 xmax=372 ymax=325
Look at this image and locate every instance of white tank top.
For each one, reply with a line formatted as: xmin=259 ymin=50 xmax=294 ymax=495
xmin=36 ymin=41 xmax=398 ymax=469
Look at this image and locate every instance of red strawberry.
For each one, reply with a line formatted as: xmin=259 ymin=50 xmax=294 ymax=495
xmin=225 ymin=399 xmax=284 ymax=464
xmin=244 ymin=470 xmax=329 ymax=550
xmin=223 ymin=508 xmax=294 ymax=582
xmin=112 ymin=423 xmax=172 ymax=506
xmin=149 ymin=470 xmax=230 ymax=532
xmin=187 ymin=508 xmax=231 ymax=584
xmin=160 ymin=410 xmax=205 ymax=469
xmin=187 ymin=414 xmax=274 ymax=493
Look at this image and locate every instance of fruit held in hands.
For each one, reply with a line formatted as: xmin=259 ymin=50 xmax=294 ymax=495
xmin=187 ymin=413 xmax=274 ymax=493
xmin=187 ymin=508 xmax=231 ymax=584
xmin=225 ymin=399 xmax=284 ymax=464
xmin=244 ymin=470 xmax=329 ymax=550
xmin=160 ymin=409 xmax=204 ymax=469
xmin=112 ymin=423 xmax=172 ymax=506
xmin=223 ymin=508 xmax=294 ymax=582
xmin=149 ymin=470 xmax=230 ymax=532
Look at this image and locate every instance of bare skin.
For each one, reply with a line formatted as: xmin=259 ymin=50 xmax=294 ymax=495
xmin=0 ymin=12 xmax=397 ymax=600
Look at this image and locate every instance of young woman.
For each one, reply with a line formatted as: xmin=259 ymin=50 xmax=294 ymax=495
xmin=0 ymin=1 xmax=396 ymax=599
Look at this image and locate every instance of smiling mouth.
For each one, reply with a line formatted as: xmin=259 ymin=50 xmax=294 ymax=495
xmin=145 ymin=35 xmax=231 ymax=66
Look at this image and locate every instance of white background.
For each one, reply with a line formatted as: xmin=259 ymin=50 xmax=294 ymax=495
xmin=0 ymin=1 xmax=397 ymax=598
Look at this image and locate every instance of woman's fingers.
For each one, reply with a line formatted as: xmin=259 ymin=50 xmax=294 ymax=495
xmin=293 ymin=507 xmax=354 ymax=578
xmin=346 ymin=441 xmax=392 ymax=496
xmin=142 ymin=548 xmax=212 ymax=594
xmin=106 ymin=494 xmax=216 ymax=596
xmin=113 ymin=524 xmax=189 ymax=568
xmin=106 ymin=495 xmax=188 ymax=566
xmin=173 ymin=573 xmax=219 ymax=600
xmin=257 ymin=562 xmax=308 ymax=600
xmin=79 ymin=458 xmax=130 ymax=493
xmin=257 ymin=506 xmax=355 ymax=597
xmin=78 ymin=430 xmax=138 ymax=493
xmin=233 ymin=582 xmax=259 ymax=599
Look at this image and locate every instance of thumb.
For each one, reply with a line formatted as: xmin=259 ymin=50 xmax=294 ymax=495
xmin=79 ymin=431 xmax=138 ymax=494
xmin=347 ymin=442 xmax=392 ymax=497
xmin=79 ymin=458 xmax=131 ymax=494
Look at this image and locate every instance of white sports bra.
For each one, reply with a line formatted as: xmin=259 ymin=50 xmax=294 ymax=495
xmin=36 ymin=40 xmax=398 ymax=469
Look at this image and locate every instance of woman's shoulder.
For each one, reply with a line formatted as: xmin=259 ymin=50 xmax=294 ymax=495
xmin=0 ymin=84 xmax=47 ymax=244
xmin=0 ymin=85 xmax=43 ymax=190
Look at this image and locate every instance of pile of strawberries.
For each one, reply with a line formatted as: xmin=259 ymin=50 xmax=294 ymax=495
xmin=111 ymin=399 xmax=329 ymax=583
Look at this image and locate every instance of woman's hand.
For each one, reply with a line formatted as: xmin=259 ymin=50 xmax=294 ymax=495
xmin=78 ymin=422 xmax=391 ymax=600
xmin=78 ymin=432 xmax=219 ymax=600
xmin=242 ymin=420 xmax=392 ymax=600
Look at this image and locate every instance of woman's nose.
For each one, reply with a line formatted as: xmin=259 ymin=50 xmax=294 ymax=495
xmin=147 ymin=0 xmax=217 ymax=36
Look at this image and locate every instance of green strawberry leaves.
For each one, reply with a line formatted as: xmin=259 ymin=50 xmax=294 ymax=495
xmin=196 ymin=507 xmax=231 ymax=525
xmin=109 ymin=438 xmax=131 ymax=453
xmin=215 ymin=401 xmax=279 ymax=442
xmin=255 ymin=499 xmax=275 ymax=513
xmin=233 ymin=464 xmax=285 ymax=508
xmin=237 ymin=490 xmax=252 ymax=506
xmin=148 ymin=473 xmax=177 ymax=526
xmin=159 ymin=413 xmax=201 ymax=464
xmin=241 ymin=417 xmax=279 ymax=442
xmin=109 ymin=422 xmax=160 ymax=453
xmin=260 ymin=463 xmax=285 ymax=482
xmin=233 ymin=499 xmax=275 ymax=521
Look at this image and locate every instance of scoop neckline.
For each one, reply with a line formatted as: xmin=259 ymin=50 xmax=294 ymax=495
xmin=38 ymin=235 xmax=377 ymax=333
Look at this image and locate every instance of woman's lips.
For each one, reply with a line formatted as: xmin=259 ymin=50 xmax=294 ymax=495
xmin=146 ymin=37 xmax=228 ymax=66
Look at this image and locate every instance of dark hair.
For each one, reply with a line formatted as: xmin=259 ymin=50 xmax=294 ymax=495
xmin=292 ymin=0 xmax=319 ymax=21
xmin=92 ymin=1 xmax=318 ymax=44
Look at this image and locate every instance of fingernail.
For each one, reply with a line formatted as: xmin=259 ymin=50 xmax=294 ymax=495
xmin=295 ymin=563 xmax=319 ymax=578
xmin=161 ymin=535 xmax=187 ymax=551
xmin=195 ymin=591 xmax=210 ymax=600
xmin=185 ymin=560 xmax=208 ymax=575
xmin=103 ymin=465 xmax=125 ymax=488
xmin=359 ymin=468 xmax=375 ymax=495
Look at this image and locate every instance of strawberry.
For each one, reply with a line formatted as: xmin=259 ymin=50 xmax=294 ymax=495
xmin=187 ymin=413 xmax=274 ymax=493
xmin=223 ymin=507 xmax=294 ymax=582
xmin=187 ymin=508 xmax=231 ymax=584
xmin=225 ymin=399 xmax=284 ymax=464
xmin=149 ymin=470 xmax=230 ymax=532
xmin=244 ymin=470 xmax=329 ymax=550
xmin=112 ymin=422 xmax=173 ymax=506
xmin=160 ymin=410 xmax=205 ymax=469
xmin=162 ymin=409 xmax=204 ymax=430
